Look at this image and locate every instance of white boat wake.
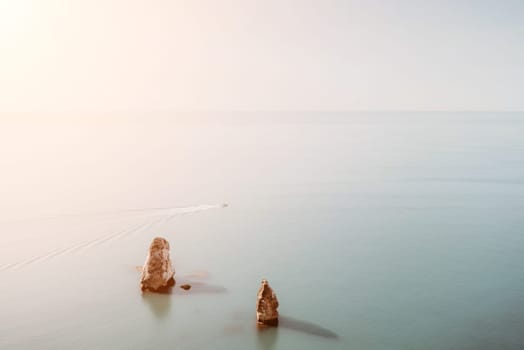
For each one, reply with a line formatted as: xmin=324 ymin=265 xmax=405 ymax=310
xmin=0 ymin=204 xmax=227 ymax=272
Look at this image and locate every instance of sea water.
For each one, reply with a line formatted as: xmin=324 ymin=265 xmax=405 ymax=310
xmin=0 ymin=112 xmax=523 ymax=349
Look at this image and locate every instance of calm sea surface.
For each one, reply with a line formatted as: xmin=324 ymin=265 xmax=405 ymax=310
xmin=0 ymin=112 xmax=523 ymax=349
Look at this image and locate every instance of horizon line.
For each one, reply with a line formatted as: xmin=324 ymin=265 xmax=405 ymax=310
xmin=1 ymin=109 xmax=524 ymax=117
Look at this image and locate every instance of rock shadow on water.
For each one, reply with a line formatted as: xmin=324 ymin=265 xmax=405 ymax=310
xmin=173 ymin=280 xmax=227 ymax=295
xmin=279 ymin=316 xmax=339 ymax=339
xmin=133 ymin=267 xmax=225 ymax=295
xmin=142 ymin=292 xmax=172 ymax=320
xmin=228 ymin=311 xmax=338 ymax=340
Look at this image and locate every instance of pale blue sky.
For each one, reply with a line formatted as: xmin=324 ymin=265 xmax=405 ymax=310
xmin=0 ymin=0 xmax=522 ymax=113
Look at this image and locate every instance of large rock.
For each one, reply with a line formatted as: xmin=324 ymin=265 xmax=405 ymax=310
xmin=140 ymin=237 xmax=175 ymax=292
xmin=256 ymin=279 xmax=279 ymax=326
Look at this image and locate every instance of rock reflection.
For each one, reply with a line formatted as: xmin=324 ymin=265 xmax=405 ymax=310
xmin=279 ymin=316 xmax=339 ymax=339
xmin=142 ymin=292 xmax=172 ymax=320
xmin=256 ymin=326 xmax=279 ymax=350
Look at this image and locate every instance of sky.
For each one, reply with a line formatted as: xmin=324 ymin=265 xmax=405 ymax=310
xmin=0 ymin=0 xmax=523 ymax=114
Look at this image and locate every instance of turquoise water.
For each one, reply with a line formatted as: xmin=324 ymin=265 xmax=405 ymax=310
xmin=1 ymin=112 xmax=523 ymax=349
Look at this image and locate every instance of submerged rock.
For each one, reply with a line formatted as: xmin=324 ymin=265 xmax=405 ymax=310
xmin=256 ymin=279 xmax=279 ymax=326
xmin=180 ymin=284 xmax=192 ymax=290
xmin=140 ymin=237 xmax=175 ymax=292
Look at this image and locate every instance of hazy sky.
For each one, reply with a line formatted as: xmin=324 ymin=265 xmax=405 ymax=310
xmin=0 ymin=0 xmax=523 ymax=113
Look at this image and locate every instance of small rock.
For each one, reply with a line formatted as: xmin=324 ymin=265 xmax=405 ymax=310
xmin=180 ymin=284 xmax=192 ymax=290
xmin=256 ymin=279 xmax=279 ymax=326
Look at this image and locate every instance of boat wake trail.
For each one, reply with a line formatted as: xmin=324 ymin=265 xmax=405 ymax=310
xmin=0 ymin=203 xmax=226 ymax=272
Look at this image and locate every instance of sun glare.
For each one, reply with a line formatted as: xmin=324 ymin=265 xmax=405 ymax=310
xmin=0 ymin=0 xmax=34 ymax=43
